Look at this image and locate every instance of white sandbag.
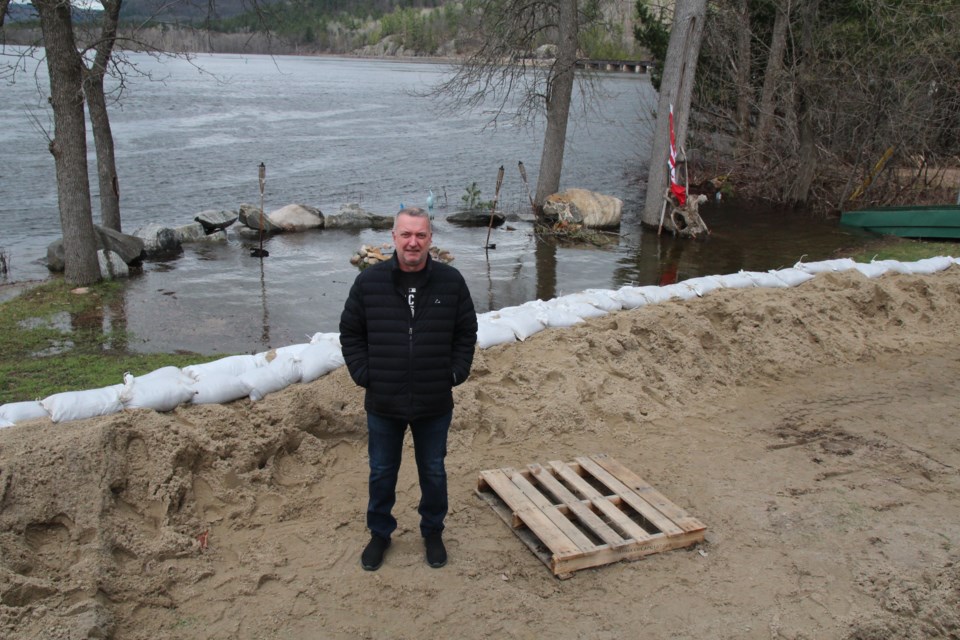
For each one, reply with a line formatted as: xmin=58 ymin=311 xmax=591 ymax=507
xmin=746 ymin=271 xmax=789 ymax=288
xmin=122 ymin=367 xmax=197 ymax=412
xmin=41 ymin=384 xmax=126 ymax=424
xmin=300 ymin=341 xmax=346 ymax=382
xmin=240 ymin=355 xmax=302 ymax=402
xmin=716 ymin=272 xmax=758 ymax=289
xmin=869 ymin=259 xmax=912 ymax=274
xmin=853 ymin=262 xmax=892 ymax=278
xmin=262 ymin=342 xmax=311 ymax=362
xmin=534 ymin=302 xmax=585 ymax=328
xmin=183 ymin=354 xmax=261 ymax=380
xmin=793 ymin=258 xmax=857 ymax=274
xmin=681 ymin=276 xmax=723 ymax=297
xmin=611 ymin=286 xmax=651 ymax=310
xmin=561 ymin=290 xmax=622 ymax=312
xmin=477 ymin=316 xmax=518 ymax=349
xmin=0 ymin=400 xmax=49 ymax=425
xmin=493 ymin=308 xmax=546 ymax=341
xmin=191 ymin=374 xmax=252 ymax=405
xmin=906 ymin=256 xmax=955 ymax=274
xmin=554 ymin=300 xmax=609 ymax=320
xmin=0 ymin=417 xmax=12 ymax=429
xmin=771 ymin=268 xmax=816 ymax=287
xmin=310 ymin=332 xmax=342 ymax=346
xmin=633 ymin=285 xmax=674 ymax=304
xmin=659 ymin=283 xmax=699 ymax=300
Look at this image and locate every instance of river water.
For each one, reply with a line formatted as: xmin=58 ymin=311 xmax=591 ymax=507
xmin=0 ymin=50 xmax=875 ymax=355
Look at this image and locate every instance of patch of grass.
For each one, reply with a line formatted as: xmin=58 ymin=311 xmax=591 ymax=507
xmin=844 ymin=236 xmax=959 ymax=263
xmin=0 ymin=279 xmax=222 ymax=404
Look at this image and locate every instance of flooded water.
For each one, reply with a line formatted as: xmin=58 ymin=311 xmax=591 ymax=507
xmin=0 ymin=50 xmax=877 ymax=354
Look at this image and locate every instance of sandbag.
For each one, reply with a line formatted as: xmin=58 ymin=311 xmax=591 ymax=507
xmin=907 ymin=256 xmax=955 ymax=274
xmin=742 ymin=271 xmax=787 ymax=288
xmin=300 ymin=341 xmax=345 ymax=382
xmin=476 ymin=315 xmax=518 ymax=349
xmin=611 ymin=286 xmax=651 ymax=310
xmin=492 ymin=307 xmax=546 ymax=341
xmin=854 ymin=262 xmax=893 ymax=278
xmin=240 ymin=355 xmax=302 ymax=402
xmin=717 ymin=272 xmax=758 ymax=289
xmin=794 ymin=258 xmax=857 ymax=274
xmin=123 ymin=367 xmax=196 ymax=412
xmin=183 ymin=354 xmax=261 ymax=380
xmin=0 ymin=400 xmax=48 ymax=426
xmin=633 ymin=286 xmax=674 ymax=304
xmin=868 ymin=259 xmax=912 ymax=274
xmin=533 ymin=301 xmax=585 ymax=328
xmin=681 ymin=276 xmax=723 ymax=297
xmin=310 ymin=332 xmax=342 ymax=347
xmin=771 ymin=268 xmax=816 ymax=287
xmin=555 ymin=300 xmax=609 ymax=320
xmin=659 ymin=283 xmax=699 ymax=300
xmin=560 ymin=290 xmax=622 ymax=312
xmin=191 ymin=374 xmax=252 ymax=405
xmin=263 ymin=343 xmax=311 ymax=362
xmin=41 ymin=384 xmax=126 ymax=424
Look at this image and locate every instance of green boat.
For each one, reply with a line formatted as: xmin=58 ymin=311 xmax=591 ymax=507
xmin=840 ymin=205 xmax=960 ymax=239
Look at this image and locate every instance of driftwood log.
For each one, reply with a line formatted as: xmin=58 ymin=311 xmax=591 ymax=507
xmin=669 ymin=194 xmax=710 ymax=239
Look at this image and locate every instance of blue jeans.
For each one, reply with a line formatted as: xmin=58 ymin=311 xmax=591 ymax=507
xmin=366 ymin=411 xmax=452 ymax=539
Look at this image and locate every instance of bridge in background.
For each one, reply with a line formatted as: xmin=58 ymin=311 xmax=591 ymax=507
xmin=576 ymin=59 xmax=653 ymax=74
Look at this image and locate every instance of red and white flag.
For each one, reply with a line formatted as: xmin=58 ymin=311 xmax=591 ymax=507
xmin=668 ymin=104 xmax=687 ymax=206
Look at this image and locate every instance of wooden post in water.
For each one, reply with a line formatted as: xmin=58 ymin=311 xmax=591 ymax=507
xmin=485 ymin=165 xmax=505 ymax=250
xmin=252 ymin=162 xmax=270 ymax=258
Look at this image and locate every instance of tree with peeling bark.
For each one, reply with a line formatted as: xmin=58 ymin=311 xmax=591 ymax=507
xmin=640 ymin=0 xmax=708 ymax=230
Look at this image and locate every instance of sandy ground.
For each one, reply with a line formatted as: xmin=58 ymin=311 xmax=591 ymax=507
xmin=1 ymin=266 xmax=959 ymax=639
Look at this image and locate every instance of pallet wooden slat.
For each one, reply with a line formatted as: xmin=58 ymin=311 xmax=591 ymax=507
xmin=477 ymin=454 xmax=706 ymax=577
xmin=548 ymin=460 xmax=606 ymax=500
xmin=573 ymin=456 xmax=685 ymax=537
xmin=590 ymin=453 xmax=707 ymax=533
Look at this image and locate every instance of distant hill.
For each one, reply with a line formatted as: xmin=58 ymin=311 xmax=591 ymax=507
xmin=2 ymin=2 xmax=105 ymax=24
xmin=3 ymin=2 xmax=38 ymax=22
xmin=119 ymin=0 xmax=272 ymax=21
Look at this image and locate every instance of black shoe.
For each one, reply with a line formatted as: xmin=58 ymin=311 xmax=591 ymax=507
xmin=361 ymin=535 xmax=390 ymax=571
xmin=424 ymin=533 xmax=447 ymax=568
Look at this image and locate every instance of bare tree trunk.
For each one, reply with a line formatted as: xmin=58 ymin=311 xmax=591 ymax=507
xmin=33 ymin=0 xmax=100 ymax=286
xmin=785 ymin=0 xmax=819 ymax=204
xmin=734 ymin=0 xmax=752 ymax=148
xmin=0 ymin=0 xmax=11 ymax=27
xmin=754 ymin=0 xmax=790 ymax=164
xmin=641 ymin=0 xmax=708 ymax=229
xmin=84 ymin=0 xmax=123 ymax=232
xmin=533 ymin=0 xmax=578 ymax=212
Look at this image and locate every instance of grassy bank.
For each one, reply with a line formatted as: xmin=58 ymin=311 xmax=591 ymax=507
xmin=0 ymin=279 xmax=221 ymax=405
xmin=1 ymin=237 xmax=957 ymax=405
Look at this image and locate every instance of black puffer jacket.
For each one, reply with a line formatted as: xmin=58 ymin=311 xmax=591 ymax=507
xmin=339 ymin=253 xmax=478 ymax=421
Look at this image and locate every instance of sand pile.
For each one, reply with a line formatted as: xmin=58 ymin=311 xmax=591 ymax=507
xmin=1 ymin=266 xmax=959 ymax=639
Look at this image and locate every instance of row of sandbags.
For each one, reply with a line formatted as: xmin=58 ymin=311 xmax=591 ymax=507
xmin=476 ymin=256 xmax=957 ymax=348
xmin=0 ymin=333 xmax=344 ymax=425
xmin=1 ymin=256 xmax=957 ymax=427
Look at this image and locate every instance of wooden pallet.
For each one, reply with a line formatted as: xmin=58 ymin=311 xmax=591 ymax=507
xmin=477 ymin=453 xmax=706 ymax=578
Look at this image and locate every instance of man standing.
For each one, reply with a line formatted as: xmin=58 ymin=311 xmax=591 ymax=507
xmin=339 ymin=207 xmax=477 ymax=571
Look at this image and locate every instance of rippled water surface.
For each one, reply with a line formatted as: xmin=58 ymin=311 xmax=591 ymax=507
xmin=1 ymin=51 xmax=875 ymax=354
